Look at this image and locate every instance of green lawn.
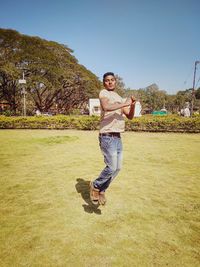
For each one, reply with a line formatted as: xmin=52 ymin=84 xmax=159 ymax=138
xmin=0 ymin=130 xmax=200 ymax=267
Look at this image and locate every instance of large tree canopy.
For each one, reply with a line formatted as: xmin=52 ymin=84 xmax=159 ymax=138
xmin=0 ymin=28 xmax=199 ymax=115
xmin=0 ymin=28 xmax=101 ymax=114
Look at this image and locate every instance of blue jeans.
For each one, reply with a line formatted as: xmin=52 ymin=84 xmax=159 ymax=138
xmin=93 ymin=135 xmax=123 ymax=192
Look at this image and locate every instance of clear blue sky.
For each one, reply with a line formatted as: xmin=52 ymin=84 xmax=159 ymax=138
xmin=0 ymin=0 xmax=200 ymax=94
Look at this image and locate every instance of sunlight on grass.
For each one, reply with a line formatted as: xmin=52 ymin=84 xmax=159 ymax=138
xmin=36 ymin=135 xmax=79 ymax=145
xmin=0 ymin=130 xmax=199 ymax=267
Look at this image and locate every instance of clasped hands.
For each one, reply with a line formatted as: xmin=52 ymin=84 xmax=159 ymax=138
xmin=124 ymin=96 xmax=136 ymax=107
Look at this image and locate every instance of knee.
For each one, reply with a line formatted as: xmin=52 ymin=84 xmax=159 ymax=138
xmin=107 ymin=165 xmax=118 ymax=176
xmin=110 ymin=166 xmax=122 ymax=176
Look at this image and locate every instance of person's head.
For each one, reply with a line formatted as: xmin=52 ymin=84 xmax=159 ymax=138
xmin=103 ymin=72 xmax=116 ymax=91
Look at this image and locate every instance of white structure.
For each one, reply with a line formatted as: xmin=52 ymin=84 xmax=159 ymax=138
xmin=181 ymin=107 xmax=190 ymax=117
xmin=36 ymin=109 xmax=41 ymax=116
xmin=134 ymin=101 xmax=142 ymax=117
xmin=89 ymin=98 xmax=142 ymax=117
xmin=89 ymin=99 xmax=101 ymax=116
xmin=180 ymin=102 xmax=191 ymax=117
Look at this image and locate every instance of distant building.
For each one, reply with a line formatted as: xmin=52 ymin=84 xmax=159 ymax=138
xmin=89 ymin=98 xmax=142 ymax=117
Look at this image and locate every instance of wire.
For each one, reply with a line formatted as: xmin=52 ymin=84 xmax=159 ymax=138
xmin=182 ymin=66 xmax=194 ymax=87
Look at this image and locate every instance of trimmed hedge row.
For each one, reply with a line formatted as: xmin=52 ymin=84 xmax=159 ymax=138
xmin=0 ymin=115 xmax=100 ymax=130
xmin=0 ymin=115 xmax=200 ymax=132
xmin=126 ymin=115 xmax=200 ymax=133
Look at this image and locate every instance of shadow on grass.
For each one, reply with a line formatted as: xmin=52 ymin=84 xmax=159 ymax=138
xmin=75 ymin=178 xmax=101 ymax=215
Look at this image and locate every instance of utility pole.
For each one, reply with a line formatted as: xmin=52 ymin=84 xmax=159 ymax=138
xmin=19 ymin=72 xmax=27 ymax=116
xmin=191 ymin=61 xmax=200 ymax=115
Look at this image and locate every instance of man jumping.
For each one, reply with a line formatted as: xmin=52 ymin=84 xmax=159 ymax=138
xmin=90 ymin=72 xmax=136 ymax=205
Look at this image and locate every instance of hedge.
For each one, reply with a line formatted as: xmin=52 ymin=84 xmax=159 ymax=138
xmin=125 ymin=115 xmax=200 ymax=133
xmin=0 ymin=115 xmax=200 ymax=133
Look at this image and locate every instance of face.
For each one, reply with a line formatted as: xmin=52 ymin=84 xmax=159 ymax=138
xmin=103 ymin=75 xmax=116 ymax=91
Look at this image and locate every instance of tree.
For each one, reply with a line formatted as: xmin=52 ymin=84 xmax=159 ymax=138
xmin=115 ymin=75 xmax=126 ymax=96
xmin=0 ymin=63 xmax=21 ymax=113
xmin=195 ymin=87 xmax=200 ymax=99
xmin=145 ymin=84 xmax=166 ymax=111
xmin=0 ymin=28 xmax=101 ymax=114
xmin=124 ymin=84 xmax=167 ymax=113
xmin=165 ymin=94 xmax=177 ymax=113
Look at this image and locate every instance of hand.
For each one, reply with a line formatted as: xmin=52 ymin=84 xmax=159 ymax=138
xmin=124 ymin=97 xmax=132 ymax=107
xmin=131 ymin=96 xmax=136 ymax=105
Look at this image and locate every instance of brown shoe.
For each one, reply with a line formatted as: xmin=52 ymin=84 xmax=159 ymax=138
xmin=90 ymin=182 xmax=99 ymax=205
xmin=99 ymin=191 xmax=106 ymax=205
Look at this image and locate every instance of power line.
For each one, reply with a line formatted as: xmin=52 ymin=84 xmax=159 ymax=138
xmin=182 ymin=66 xmax=194 ymax=87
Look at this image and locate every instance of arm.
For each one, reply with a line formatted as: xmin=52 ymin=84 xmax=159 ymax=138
xmin=100 ymin=97 xmax=132 ymax=112
xmin=123 ymin=96 xmax=136 ymax=120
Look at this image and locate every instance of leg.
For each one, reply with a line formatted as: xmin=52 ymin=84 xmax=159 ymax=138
xmin=98 ymin=139 xmax=123 ymax=205
xmin=111 ymin=137 xmax=123 ymax=181
xmin=93 ymin=135 xmax=118 ymax=192
xmin=103 ymin=137 xmax=123 ymax=189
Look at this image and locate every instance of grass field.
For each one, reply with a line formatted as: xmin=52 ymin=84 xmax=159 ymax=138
xmin=0 ymin=130 xmax=200 ymax=267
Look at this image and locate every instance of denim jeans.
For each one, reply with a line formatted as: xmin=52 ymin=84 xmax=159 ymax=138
xmin=93 ymin=135 xmax=123 ymax=192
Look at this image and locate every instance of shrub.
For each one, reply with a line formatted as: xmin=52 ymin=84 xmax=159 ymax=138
xmin=126 ymin=115 xmax=200 ymax=132
xmin=0 ymin=115 xmax=199 ymax=133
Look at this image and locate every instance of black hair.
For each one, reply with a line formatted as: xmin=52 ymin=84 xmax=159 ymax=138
xmin=103 ymin=72 xmax=115 ymax=81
